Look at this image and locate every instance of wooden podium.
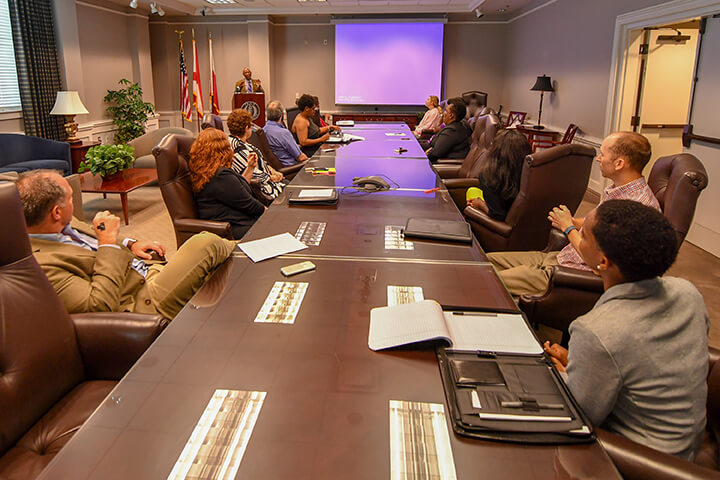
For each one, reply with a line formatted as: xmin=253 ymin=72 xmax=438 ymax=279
xmin=232 ymin=92 xmax=266 ymax=127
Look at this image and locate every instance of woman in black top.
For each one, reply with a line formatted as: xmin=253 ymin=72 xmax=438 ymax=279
xmin=189 ymin=128 xmax=266 ymax=240
xmin=467 ymin=129 xmax=532 ymax=221
xmin=291 ymin=94 xmax=341 ymax=157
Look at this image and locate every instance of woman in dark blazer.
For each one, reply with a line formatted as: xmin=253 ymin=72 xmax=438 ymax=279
xmin=189 ymin=128 xmax=266 ymax=240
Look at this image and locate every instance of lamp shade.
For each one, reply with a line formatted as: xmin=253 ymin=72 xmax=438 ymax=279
xmin=530 ymin=75 xmax=554 ymax=92
xmin=49 ymin=91 xmax=89 ymax=115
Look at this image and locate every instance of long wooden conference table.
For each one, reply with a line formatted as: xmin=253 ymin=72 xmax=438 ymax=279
xmin=38 ymin=123 xmax=621 ymax=479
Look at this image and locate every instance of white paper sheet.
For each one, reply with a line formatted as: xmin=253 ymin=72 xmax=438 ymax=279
xmin=298 ymin=189 xmax=335 ymax=199
xmin=237 ymin=233 xmax=307 ymax=263
xmin=443 ymin=312 xmax=543 ymax=355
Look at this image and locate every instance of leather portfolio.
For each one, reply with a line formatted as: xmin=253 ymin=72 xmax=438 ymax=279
xmin=403 ymin=217 xmax=473 ymax=243
xmin=288 ymin=188 xmax=339 ymax=205
xmin=436 ymin=347 xmax=595 ymax=444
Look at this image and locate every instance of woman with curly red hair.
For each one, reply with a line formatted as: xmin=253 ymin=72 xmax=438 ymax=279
xmin=189 ymin=128 xmax=266 ymax=239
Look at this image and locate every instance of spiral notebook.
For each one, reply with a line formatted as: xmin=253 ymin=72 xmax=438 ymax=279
xmin=368 ymin=300 xmax=542 ymax=354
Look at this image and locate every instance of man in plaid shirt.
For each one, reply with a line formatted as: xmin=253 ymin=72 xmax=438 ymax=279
xmin=488 ymin=132 xmax=661 ymax=296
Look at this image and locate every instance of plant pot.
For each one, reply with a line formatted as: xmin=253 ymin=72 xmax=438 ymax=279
xmin=102 ymin=171 xmax=124 ymax=182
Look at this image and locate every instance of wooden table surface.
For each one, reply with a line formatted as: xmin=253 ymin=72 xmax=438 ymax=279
xmin=38 ymin=125 xmax=620 ymax=480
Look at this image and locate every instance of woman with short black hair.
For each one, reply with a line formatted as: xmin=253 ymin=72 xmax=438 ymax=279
xmin=292 ymin=93 xmax=341 ymax=158
xmin=545 ymin=199 xmax=708 ymax=461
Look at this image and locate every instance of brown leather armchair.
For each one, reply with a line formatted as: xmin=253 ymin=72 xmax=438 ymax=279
xmin=519 ymin=153 xmax=709 ymax=337
xmin=201 ymin=113 xmax=224 ymax=131
xmin=0 ymin=182 xmax=167 ymax=480
xmin=597 ymin=347 xmax=720 ymax=479
xmin=464 ymin=143 xmax=595 ymax=252
xmin=435 ymin=109 xmax=499 ymax=165
xmin=153 ymin=134 xmax=233 ymax=248
xmin=433 ymin=114 xmax=501 ymax=210
xmin=248 ymin=125 xmax=304 ymax=180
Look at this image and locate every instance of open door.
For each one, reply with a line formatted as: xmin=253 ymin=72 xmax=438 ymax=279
xmin=618 ymin=21 xmax=700 ymax=176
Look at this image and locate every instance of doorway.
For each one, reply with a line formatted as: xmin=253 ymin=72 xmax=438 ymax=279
xmin=617 ymin=20 xmax=700 ymax=176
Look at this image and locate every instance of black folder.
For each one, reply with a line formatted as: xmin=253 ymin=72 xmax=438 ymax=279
xmin=436 ymin=348 xmax=595 ymax=444
xmin=403 ymin=217 xmax=473 ymax=243
xmin=288 ymin=189 xmax=339 ymax=205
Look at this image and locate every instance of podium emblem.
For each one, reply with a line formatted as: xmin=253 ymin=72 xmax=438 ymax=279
xmin=241 ymin=101 xmax=261 ymax=120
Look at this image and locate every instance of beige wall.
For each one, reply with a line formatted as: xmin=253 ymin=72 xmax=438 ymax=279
xmin=149 ymin=18 xmax=508 ymax=116
xmin=76 ymin=4 xmax=136 ymax=122
xmin=150 ymin=19 xmax=250 ymax=114
xmin=500 ymin=0 xmax=665 ymax=139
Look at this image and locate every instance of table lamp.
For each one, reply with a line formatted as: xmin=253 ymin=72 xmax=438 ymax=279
xmin=530 ymin=75 xmax=554 ymax=130
xmin=50 ymin=91 xmax=89 ymax=143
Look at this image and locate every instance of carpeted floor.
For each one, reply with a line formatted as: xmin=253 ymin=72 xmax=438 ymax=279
xmin=80 ymin=185 xmax=720 ymax=348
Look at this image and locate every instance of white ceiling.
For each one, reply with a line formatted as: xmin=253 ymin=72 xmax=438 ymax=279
xmin=94 ymin=0 xmax=541 ymax=18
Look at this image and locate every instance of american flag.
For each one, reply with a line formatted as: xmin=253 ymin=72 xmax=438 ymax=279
xmin=179 ymin=38 xmax=192 ymax=121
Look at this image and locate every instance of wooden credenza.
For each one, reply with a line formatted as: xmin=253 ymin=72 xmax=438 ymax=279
xmin=331 ymin=113 xmax=419 ymax=130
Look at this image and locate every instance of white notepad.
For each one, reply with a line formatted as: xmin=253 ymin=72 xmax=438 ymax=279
xmin=298 ymin=189 xmax=335 ymax=199
xmin=368 ymin=300 xmax=542 ymax=354
xmin=237 ymin=233 xmax=307 ymax=262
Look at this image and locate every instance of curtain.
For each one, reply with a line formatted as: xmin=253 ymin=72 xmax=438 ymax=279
xmin=8 ymin=0 xmax=65 ymax=140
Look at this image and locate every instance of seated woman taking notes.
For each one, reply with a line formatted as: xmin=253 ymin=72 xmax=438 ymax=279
xmin=189 ymin=128 xmax=266 ymax=240
xmin=292 ymin=94 xmax=341 ymax=158
xmin=466 ymin=129 xmax=532 ymax=221
xmin=544 ymin=200 xmax=708 ymax=461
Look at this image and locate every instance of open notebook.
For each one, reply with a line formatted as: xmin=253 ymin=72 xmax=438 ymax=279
xmin=369 ymin=300 xmax=543 ymax=354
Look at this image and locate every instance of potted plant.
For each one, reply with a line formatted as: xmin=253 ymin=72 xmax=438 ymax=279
xmin=78 ymin=144 xmax=135 ymax=180
xmin=104 ymin=78 xmax=156 ymax=144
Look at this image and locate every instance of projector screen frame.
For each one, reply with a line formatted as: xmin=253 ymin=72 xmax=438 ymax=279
xmin=334 ymin=21 xmax=446 ymax=106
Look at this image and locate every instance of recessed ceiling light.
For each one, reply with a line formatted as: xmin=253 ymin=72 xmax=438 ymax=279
xmin=497 ymin=7 xmax=506 ymax=12
xmin=205 ymin=0 xmax=237 ymax=4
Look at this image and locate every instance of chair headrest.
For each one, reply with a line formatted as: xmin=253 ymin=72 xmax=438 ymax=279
xmin=153 ymin=134 xmax=195 ymax=184
xmin=0 ymin=182 xmax=32 ymax=266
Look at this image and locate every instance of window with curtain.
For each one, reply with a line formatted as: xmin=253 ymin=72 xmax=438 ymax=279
xmin=0 ymin=0 xmax=21 ymax=112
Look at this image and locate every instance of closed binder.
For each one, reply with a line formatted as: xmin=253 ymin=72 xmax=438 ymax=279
xmin=403 ymin=217 xmax=472 ymax=243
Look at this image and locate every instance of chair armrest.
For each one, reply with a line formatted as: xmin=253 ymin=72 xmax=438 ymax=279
xmin=434 ymin=164 xmax=462 ymax=179
xmin=597 ymin=429 xmax=718 ymax=480
xmin=550 ymin=265 xmax=604 ymax=291
xmin=174 ymin=218 xmax=233 ymax=239
xmin=463 ymin=205 xmax=513 ymax=237
xmin=545 ymin=229 xmax=570 ymax=252
xmin=443 ymin=178 xmax=481 ymax=189
xmin=72 ymin=312 xmax=168 ymax=380
xmin=436 ymin=158 xmax=464 ymax=165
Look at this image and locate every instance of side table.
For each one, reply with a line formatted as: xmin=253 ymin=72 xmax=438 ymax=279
xmin=70 ymin=141 xmax=100 ymax=174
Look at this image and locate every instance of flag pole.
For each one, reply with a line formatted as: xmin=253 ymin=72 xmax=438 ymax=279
xmin=175 ymin=30 xmax=185 ymax=128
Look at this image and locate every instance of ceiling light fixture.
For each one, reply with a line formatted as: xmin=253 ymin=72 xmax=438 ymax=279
xmin=150 ymin=1 xmax=165 ymax=15
xmin=497 ymin=7 xmax=506 ymax=12
xmin=205 ymin=0 xmax=237 ymax=4
xmin=129 ymin=0 xmax=137 ymax=8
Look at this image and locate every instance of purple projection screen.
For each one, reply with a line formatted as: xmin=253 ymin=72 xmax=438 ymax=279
xmin=335 ymin=23 xmax=444 ymax=105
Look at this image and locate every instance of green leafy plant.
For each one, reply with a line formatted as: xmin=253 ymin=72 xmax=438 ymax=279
xmin=104 ymin=78 xmax=156 ymax=144
xmin=78 ymin=144 xmax=135 ymax=177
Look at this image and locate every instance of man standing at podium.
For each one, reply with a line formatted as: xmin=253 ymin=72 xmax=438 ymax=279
xmin=235 ymin=67 xmax=263 ymax=93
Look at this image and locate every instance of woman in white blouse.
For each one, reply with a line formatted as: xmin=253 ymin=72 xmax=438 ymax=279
xmin=413 ymin=95 xmax=442 ymax=138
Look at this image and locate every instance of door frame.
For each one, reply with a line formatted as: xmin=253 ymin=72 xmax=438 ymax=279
xmin=603 ymin=0 xmax=720 ymax=136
